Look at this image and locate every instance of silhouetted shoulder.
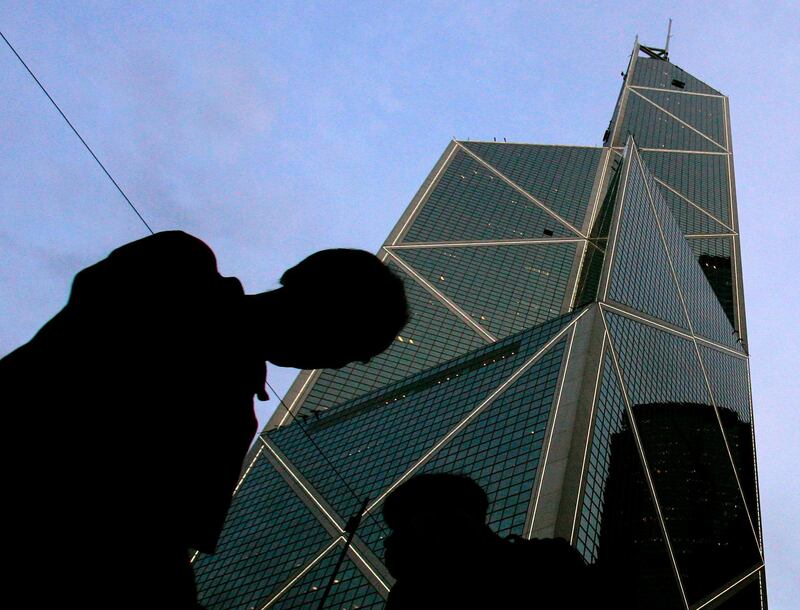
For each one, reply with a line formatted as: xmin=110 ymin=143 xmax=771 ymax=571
xmin=107 ymin=230 xmax=218 ymax=275
xmin=68 ymin=231 xmax=224 ymax=310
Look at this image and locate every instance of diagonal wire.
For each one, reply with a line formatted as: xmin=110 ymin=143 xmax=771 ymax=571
xmin=0 ymin=30 xmax=155 ymax=235
xmin=3 ymin=21 xmax=387 ymax=558
xmin=265 ymin=380 xmax=389 ymax=538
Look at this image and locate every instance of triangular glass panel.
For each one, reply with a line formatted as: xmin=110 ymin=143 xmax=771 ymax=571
xmin=630 ymin=57 xmax=723 ymax=96
xmin=620 ymin=92 xmax=726 ymax=152
xmin=295 ymin=261 xmax=488 ymax=417
xmin=269 ymin=312 xmax=579 ymax=559
xmin=658 ymin=181 xmax=731 ymax=236
xmin=638 ymin=160 xmax=741 ymax=349
xmin=606 ymin=152 xmax=691 ymax=330
xmin=460 ymin=142 xmax=603 ymax=230
xmin=394 ymin=242 xmax=577 ymax=340
xmin=402 ymin=149 xmax=579 ymax=243
xmin=636 ymin=88 xmax=726 ymax=147
xmin=688 ymin=237 xmax=736 ymax=327
xmin=267 ymin=542 xmax=385 ymax=609
xmin=194 ymin=454 xmax=336 ymax=609
xmin=640 ymin=150 xmax=731 ymax=226
xmin=698 ymin=344 xmax=761 ymax=541
xmin=605 ymin=311 xmax=762 ymax=605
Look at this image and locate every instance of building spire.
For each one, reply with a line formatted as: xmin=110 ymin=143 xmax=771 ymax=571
xmin=664 ymin=18 xmax=673 ymax=57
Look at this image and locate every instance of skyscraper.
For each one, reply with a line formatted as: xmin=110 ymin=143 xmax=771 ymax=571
xmin=192 ymin=40 xmax=766 ymax=609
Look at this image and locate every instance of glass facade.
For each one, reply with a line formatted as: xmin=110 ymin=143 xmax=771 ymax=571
xmin=192 ymin=42 xmax=764 ymax=609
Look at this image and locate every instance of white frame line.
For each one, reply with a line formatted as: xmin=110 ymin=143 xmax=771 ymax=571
xmin=628 ymin=88 xmax=728 ymax=152
xmin=259 ymin=538 xmax=343 ymax=609
xmin=569 ymin=336 xmax=607 ymax=545
xmin=685 ymin=233 xmax=737 ymax=239
xmin=383 ymin=248 xmax=497 ymax=342
xmin=629 ymin=85 xmax=725 ymax=99
xmin=609 ymin=40 xmax=638 ymax=147
xmin=455 ymin=141 xmax=587 ymax=238
xmin=599 ymin=141 xmax=633 ymax=302
xmin=638 ymin=148 xmax=729 ymax=156
xmin=600 ymin=302 xmax=745 ymax=359
xmin=390 ymin=143 xmax=458 ymax=246
xmin=276 ymin=369 xmax=321 ymax=427
xmin=387 ymin=237 xmax=585 ymax=249
xmin=693 ymin=564 xmax=764 ymax=610
xmin=526 ymin=323 xmax=578 ymax=538
xmin=261 ymin=438 xmax=393 ymax=597
xmin=652 ymin=177 xmax=733 ymax=232
xmin=261 ymin=438 xmax=345 ymax=534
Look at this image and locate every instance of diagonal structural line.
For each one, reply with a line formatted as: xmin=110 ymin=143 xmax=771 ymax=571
xmin=629 ymin=85 xmax=725 ymax=99
xmin=275 ymin=369 xmax=322 ymax=427
xmin=599 ymin=141 xmax=634 ymax=302
xmin=261 ymin=437 xmax=393 ymax=594
xmin=387 ymin=237 xmax=585 ymax=249
xmin=526 ymin=323 xmax=578 ymax=537
xmin=259 ymin=538 xmax=343 ymax=609
xmin=631 ymin=148 xmax=729 ymax=155
xmin=383 ymin=248 xmax=497 ymax=342
xmin=455 ymin=142 xmax=587 ymax=238
xmin=600 ymin=302 xmax=745 ymax=359
xmin=600 ymin=311 xmax=691 ymax=610
xmin=693 ymin=564 xmax=764 ymax=610
xmin=0 ymin=30 xmax=154 ymax=235
xmin=362 ymin=312 xmax=588 ymax=519
xmin=629 ymin=88 xmax=728 ymax=152
xmin=390 ymin=143 xmax=458 ymax=246
xmin=686 ymin=233 xmax=737 ymax=238
xmin=652 ymin=177 xmax=733 ymax=231
xmin=569 ymin=336 xmax=607 ymax=544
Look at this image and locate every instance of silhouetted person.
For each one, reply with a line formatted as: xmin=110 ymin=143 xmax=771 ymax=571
xmin=0 ymin=231 xmax=408 ymax=609
xmin=382 ymin=474 xmax=589 ymax=609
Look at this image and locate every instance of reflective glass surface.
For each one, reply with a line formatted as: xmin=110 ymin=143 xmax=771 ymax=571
xmin=699 ymin=345 xmax=760 ymax=537
xmin=639 ymin=151 xmax=731 ymax=225
xmin=396 ymin=243 xmax=576 ymax=340
xmin=460 ymin=142 xmax=603 ymax=229
xmin=268 ymin=544 xmax=385 ymax=609
xmin=403 ymin=149 xmax=578 ymax=243
xmin=630 ymin=57 xmax=723 ymax=96
xmin=193 ymin=454 xmax=334 ymax=610
xmin=576 ymin=348 xmax=627 ymax=563
xmin=638 ymin=156 xmax=740 ymax=348
xmin=658 ymin=184 xmax=730 ymax=236
xmin=688 ymin=237 xmax=735 ymax=327
xmin=607 ymin=153 xmax=690 ymax=330
xmin=635 ymin=88 xmax=726 ymax=147
xmin=270 ymin=313 xmax=578 ymax=561
xmin=620 ymin=93 xmax=724 ymax=152
xmin=606 ymin=311 xmax=762 ymax=604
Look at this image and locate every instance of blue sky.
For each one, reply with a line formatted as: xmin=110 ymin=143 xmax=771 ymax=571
xmin=1 ymin=2 xmax=797 ymax=606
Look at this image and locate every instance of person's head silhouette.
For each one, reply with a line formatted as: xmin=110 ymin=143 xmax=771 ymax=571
xmin=247 ymin=248 xmax=409 ymax=369
xmin=382 ymin=473 xmax=492 ymax=581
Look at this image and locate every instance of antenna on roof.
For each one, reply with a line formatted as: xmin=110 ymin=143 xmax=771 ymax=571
xmin=664 ymin=18 xmax=673 ymax=57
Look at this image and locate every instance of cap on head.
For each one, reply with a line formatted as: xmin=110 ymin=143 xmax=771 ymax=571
xmin=280 ymin=248 xmax=409 ymax=360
